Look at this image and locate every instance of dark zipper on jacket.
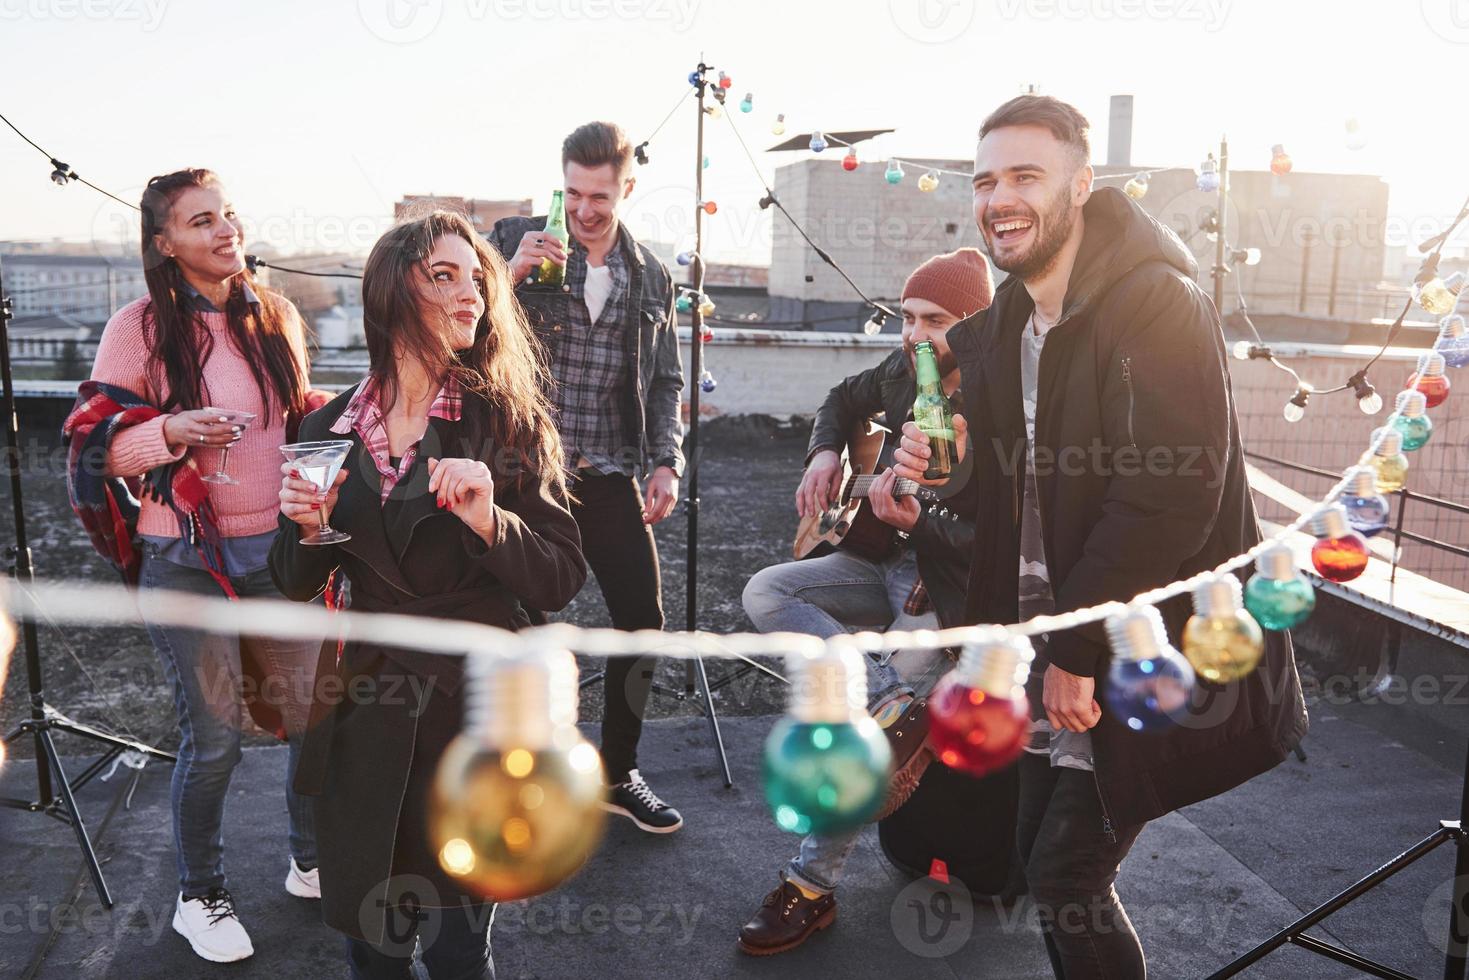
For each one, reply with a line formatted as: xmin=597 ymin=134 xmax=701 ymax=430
xmin=1120 ymin=354 xmax=1138 ymax=449
xmin=1091 ymin=767 xmax=1118 ymax=844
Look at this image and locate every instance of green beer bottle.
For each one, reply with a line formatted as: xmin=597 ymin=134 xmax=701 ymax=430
xmin=533 ymin=190 xmax=570 ymax=287
xmin=913 ymin=340 xmax=956 ymax=481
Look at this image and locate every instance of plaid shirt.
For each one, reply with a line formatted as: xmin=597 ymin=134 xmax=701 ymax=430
xmin=554 ymin=234 xmax=635 ymax=476
xmin=330 ymin=375 xmax=463 ymax=502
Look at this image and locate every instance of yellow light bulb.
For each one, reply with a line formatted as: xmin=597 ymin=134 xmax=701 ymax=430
xmin=1368 ymin=452 xmax=1408 ymax=493
xmin=1416 ymin=277 xmax=1455 ymax=316
xmin=430 ymin=646 xmax=606 ymax=902
xmin=698 ymin=297 xmax=716 ymax=317
xmin=917 ymin=170 xmax=939 ymax=192
xmin=1181 ymin=576 xmax=1265 ymax=683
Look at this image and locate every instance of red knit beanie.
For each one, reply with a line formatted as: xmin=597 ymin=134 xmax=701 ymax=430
xmin=901 ymin=248 xmax=993 ymax=319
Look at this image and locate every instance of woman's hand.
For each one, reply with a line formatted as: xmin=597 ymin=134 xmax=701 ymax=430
xmin=164 ymin=410 xmax=243 ymax=452
xmin=279 ymin=460 xmax=348 ymax=529
xmin=428 ymin=457 xmax=497 ymax=540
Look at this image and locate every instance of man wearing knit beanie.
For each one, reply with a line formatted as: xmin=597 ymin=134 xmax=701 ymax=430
xmin=736 ymin=248 xmax=996 ymax=956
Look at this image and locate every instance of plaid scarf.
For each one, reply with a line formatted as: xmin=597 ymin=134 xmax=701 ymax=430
xmin=62 ymin=381 xmax=237 ymax=597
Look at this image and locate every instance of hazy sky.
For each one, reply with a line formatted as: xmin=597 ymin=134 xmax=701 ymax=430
xmin=4 ymin=0 xmax=1467 ymax=269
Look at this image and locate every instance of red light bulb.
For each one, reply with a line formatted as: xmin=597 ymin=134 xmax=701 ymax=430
xmin=841 ymin=148 xmax=859 ymax=172
xmin=1406 ymin=352 xmax=1450 ymax=409
xmin=718 ymin=71 xmax=733 ymax=89
xmin=1309 ymin=503 xmax=1369 ymax=583
xmin=1270 ymin=143 xmax=1292 ymax=176
xmin=927 ymin=634 xmax=1033 ymax=778
xmin=701 ymin=200 xmax=718 ymax=215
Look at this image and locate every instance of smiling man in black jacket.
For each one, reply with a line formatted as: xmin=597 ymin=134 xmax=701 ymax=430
xmin=894 ymin=95 xmax=1308 ymax=980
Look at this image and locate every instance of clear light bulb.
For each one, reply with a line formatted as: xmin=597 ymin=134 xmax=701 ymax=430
xmin=1337 ymin=465 xmax=1391 ymax=537
xmin=917 ymin=169 xmax=940 ymax=193
xmin=698 ymin=369 xmax=717 ymax=393
xmin=1244 ymin=544 xmax=1316 ymax=631
xmin=1282 ymin=386 xmax=1310 ymax=422
xmin=1232 ymin=340 xmax=1254 ymax=361
xmin=1197 ymin=155 xmax=1220 ymax=193
xmin=1366 ymin=427 xmax=1409 ymax=493
xmin=1432 ymin=314 xmax=1469 ymax=369
xmin=1357 ymin=389 xmax=1383 ymax=415
xmin=1309 ymin=503 xmax=1370 ymax=582
xmin=809 ymin=130 xmax=827 ymax=153
xmin=1182 ymin=574 xmax=1265 ymax=684
xmin=884 ymin=159 xmax=905 ymax=185
xmin=1415 ymin=276 xmax=1456 ymax=316
xmin=1386 ymin=388 xmax=1432 ymax=451
xmin=1406 ymin=350 xmax=1451 ymax=409
xmin=706 ymin=102 xmax=723 ymax=120
xmin=430 ymin=646 xmax=606 ymax=902
xmin=1105 ymin=606 xmax=1196 ymax=733
xmin=841 ymin=147 xmax=859 ymax=172
xmin=1344 ymin=117 xmax=1367 ymax=150
xmin=1123 ymin=173 xmax=1149 ymax=200
xmin=863 ymin=311 xmax=886 ymax=335
xmin=1239 ymin=247 xmax=1262 ymax=266
xmin=739 ymin=92 xmax=753 ymax=113
xmin=763 ymin=644 xmax=891 ymax=835
xmin=772 ymin=113 xmax=786 ymax=136
xmin=928 ymin=632 xmax=1033 ymax=777
xmin=1269 ymin=143 xmax=1292 ymax=176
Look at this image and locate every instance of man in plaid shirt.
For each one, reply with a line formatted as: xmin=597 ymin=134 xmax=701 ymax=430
xmin=489 ymin=121 xmax=686 ymax=835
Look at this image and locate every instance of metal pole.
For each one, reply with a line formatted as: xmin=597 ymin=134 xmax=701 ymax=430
xmin=1213 ymin=136 xmax=1228 ymax=315
xmin=1299 ymin=232 xmax=1314 ymax=313
xmin=1446 ymin=736 xmax=1469 ymax=980
xmin=686 ymin=66 xmax=706 ymax=638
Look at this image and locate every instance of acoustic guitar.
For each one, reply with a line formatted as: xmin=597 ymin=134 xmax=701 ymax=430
xmin=792 ymin=419 xmax=940 ymax=561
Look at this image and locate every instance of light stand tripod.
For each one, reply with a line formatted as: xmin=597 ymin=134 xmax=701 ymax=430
xmin=0 ymin=255 xmax=175 ymax=909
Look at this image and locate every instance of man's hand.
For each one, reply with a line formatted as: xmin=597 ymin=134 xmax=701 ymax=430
xmin=1042 ymin=663 xmax=1102 ymax=733
xmin=796 ymin=449 xmax=843 ymax=518
xmin=642 ymin=466 xmax=679 ymax=525
xmin=507 ymin=229 xmax=567 ymax=285
xmin=892 ymin=414 xmax=969 ymax=486
xmin=867 ymin=467 xmax=920 ymax=532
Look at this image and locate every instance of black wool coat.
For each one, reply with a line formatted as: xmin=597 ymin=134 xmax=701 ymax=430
xmin=269 ymin=385 xmax=586 ymax=945
xmin=948 ymin=187 xmax=1308 ymax=829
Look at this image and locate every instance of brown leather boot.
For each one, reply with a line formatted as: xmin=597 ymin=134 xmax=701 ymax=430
xmin=872 ymin=693 xmax=934 ymax=821
xmin=737 ymin=879 xmax=837 ymax=955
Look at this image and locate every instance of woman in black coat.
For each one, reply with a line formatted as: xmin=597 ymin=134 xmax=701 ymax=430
xmin=269 ymin=211 xmax=585 ymax=979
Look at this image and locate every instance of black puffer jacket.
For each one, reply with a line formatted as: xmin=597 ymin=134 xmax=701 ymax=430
xmin=948 ymin=187 xmax=1308 ymax=828
xmin=806 ymin=348 xmax=977 ymax=628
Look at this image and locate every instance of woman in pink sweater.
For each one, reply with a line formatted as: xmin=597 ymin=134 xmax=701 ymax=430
xmin=87 ymin=168 xmax=319 ymax=964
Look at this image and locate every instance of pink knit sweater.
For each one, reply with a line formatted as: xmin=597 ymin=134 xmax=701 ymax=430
xmin=89 ymin=295 xmax=307 ymax=539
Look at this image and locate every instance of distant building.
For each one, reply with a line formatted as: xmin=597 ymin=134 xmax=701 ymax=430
xmin=314 ymin=304 xmax=365 ymax=349
xmin=1 ymin=252 xmax=145 ymax=321
xmin=394 ymin=196 xmax=533 ymax=233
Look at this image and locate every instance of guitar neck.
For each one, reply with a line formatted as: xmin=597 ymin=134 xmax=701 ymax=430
xmin=850 ymin=473 xmax=921 ymax=499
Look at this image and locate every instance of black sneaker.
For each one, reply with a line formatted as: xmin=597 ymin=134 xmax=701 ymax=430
xmin=602 ymin=769 xmax=684 ymax=833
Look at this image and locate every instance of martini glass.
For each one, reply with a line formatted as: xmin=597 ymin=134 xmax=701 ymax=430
xmin=280 ymin=440 xmax=353 ymax=545
xmin=199 ymin=407 xmax=258 ymax=485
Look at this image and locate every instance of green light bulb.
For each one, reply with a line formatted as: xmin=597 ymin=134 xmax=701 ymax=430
xmin=1244 ymin=544 xmax=1315 ymax=630
xmin=1387 ymin=389 xmax=1432 ymax=451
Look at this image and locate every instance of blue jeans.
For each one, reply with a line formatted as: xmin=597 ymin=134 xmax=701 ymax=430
xmin=742 ymin=548 xmax=947 ymax=895
xmin=141 ymin=546 xmax=318 ymax=896
xmin=345 ymin=903 xmax=495 ymax=980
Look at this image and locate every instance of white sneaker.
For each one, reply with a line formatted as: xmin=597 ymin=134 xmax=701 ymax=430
xmin=172 ymin=888 xmax=254 ymax=963
xmin=285 ymin=857 xmax=321 ymax=899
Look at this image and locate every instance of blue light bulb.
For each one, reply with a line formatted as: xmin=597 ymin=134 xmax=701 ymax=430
xmin=1104 ymin=607 xmax=1196 ymax=733
xmin=1433 ymin=314 xmax=1469 ymax=369
xmin=1337 ymin=465 xmax=1390 ymax=537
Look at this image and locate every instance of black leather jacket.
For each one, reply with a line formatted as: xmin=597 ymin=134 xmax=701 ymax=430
xmin=806 ymin=348 xmax=976 ymax=627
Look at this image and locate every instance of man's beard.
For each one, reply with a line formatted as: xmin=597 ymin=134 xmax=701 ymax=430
xmin=905 ymin=343 xmax=957 ymax=378
xmin=984 ymin=182 xmax=1077 ymax=281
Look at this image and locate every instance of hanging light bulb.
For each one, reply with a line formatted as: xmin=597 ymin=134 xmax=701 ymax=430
xmin=676 ymin=250 xmax=697 ymax=267
xmin=772 ymin=113 xmax=787 ymax=136
xmin=809 ymin=131 xmax=828 ymax=153
xmin=863 ymin=309 xmax=887 ymax=336
xmin=1344 ymin=117 xmax=1367 ymax=150
xmin=706 ymin=102 xmax=724 ymax=120
xmin=1230 ymin=247 xmax=1262 ymax=267
xmin=687 ymin=69 xmax=701 ymax=87
xmin=718 ymin=70 xmax=732 ymax=90
xmin=1414 ymin=269 xmax=1457 ymax=316
xmin=1244 ymin=543 xmax=1316 ymax=631
xmin=1232 ymin=340 xmax=1270 ymax=361
xmin=1336 ymin=465 xmax=1391 ymax=537
xmin=1282 ymin=384 xmax=1311 ymax=422
xmin=1200 ymin=210 xmax=1220 ymax=243
xmin=1406 ymin=350 xmax=1451 ymax=408
xmin=1432 ymin=314 xmax=1469 ymax=369
xmin=1123 ymin=173 xmax=1150 ymax=200
xmin=1197 ymin=154 xmax=1220 ymax=193
xmin=740 ymin=92 xmax=753 ymax=113
xmin=1386 ymin=389 xmax=1432 ymax=451
xmin=917 ymin=169 xmax=940 ymax=193
xmin=697 ymin=295 xmax=716 ymax=317
xmin=698 ymin=369 xmax=718 ymax=393
xmin=1104 ymin=606 xmax=1196 ymax=733
xmin=430 ymin=644 xmax=606 ymax=901
xmin=1182 ymin=574 xmax=1265 ymax=684
xmin=699 ymin=323 xmax=714 ymax=344
xmin=763 ymin=643 xmax=891 ymax=835
xmin=634 ymin=142 xmax=650 ymax=166
xmin=1365 ymin=426 xmax=1409 ymax=493
xmin=700 ymin=200 xmax=718 ymax=215
xmin=884 ymin=159 xmax=905 ymax=185
xmin=675 ymin=292 xmax=693 ymax=314
xmin=1309 ymin=502 xmax=1370 ymax=582
xmin=841 ymin=147 xmax=859 ymax=172
xmin=1350 ymin=373 xmax=1382 ymax=415
xmin=928 ymin=632 xmax=1033 ymax=777
xmin=1269 ymin=143 xmax=1292 ymax=176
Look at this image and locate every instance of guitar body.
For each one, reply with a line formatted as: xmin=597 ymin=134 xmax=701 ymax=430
xmin=793 ymin=420 xmax=910 ymax=562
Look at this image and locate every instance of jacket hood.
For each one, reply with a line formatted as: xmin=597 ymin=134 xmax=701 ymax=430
xmin=1059 ymin=185 xmax=1198 ymax=324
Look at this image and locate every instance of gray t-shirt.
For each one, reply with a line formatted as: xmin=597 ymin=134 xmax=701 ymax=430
xmin=1019 ymin=314 xmax=1094 ymax=772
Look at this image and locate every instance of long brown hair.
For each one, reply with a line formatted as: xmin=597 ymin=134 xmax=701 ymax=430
xmin=139 ymin=168 xmax=307 ymax=418
xmin=361 ymin=210 xmax=566 ymax=495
